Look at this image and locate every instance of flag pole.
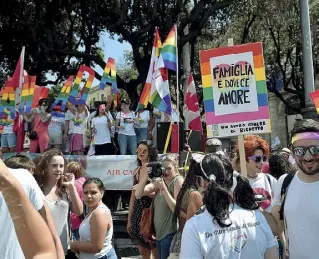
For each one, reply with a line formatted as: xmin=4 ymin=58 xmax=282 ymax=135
xmin=16 ymin=46 xmax=25 ymax=153
xmin=18 ymin=47 xmax=25 ymax=124
xmin=175 ymin=24 xmax=180 ymax=119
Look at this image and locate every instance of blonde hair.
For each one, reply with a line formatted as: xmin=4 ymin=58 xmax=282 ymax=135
xmin=66 ymin=161 xmax=84 ymax=179
xmin=161 ymin=153 xmax=180 ymax=175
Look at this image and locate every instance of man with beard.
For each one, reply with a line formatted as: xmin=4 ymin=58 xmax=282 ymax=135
xmin=272 ymin=119 xmax=319 ymax=259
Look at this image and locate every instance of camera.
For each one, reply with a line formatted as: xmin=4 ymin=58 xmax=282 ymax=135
xmin=148 ymin=162 xmax=165 ymax=178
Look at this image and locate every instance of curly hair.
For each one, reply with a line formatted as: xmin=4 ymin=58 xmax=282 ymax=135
xmin=233 ymin=135 xmax=269 ymax=172
xmin=136 ymin=140 xmax=158 ymax=166
xmin=269 ymin=152 xmax=296 ymax=179
xmin=34 ymin=148 xmax=66 ymax=198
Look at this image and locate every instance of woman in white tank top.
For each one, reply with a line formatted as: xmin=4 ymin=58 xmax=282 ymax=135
xmin=70 ymin=178 xmax=117 ymax=259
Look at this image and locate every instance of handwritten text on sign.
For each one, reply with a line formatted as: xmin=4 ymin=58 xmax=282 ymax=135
xmin=210 ymin=52 xmax=258 ymax=116
xmin=208 ymin=119 xmax=270 ymax=138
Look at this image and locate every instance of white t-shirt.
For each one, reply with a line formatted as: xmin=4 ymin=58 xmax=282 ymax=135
xmin=65 ymin=110 xmax=75 ymax=134
xmin=48 ymin=116 xmax=65 ymax=133
xmin=72 ymin=112 xmax=88 ymax=135
xmin=248 ymin=173 xmax=277 ymax=213
xmin=116 ymin=111 xmax=136 ymax=136
xmin=2 ymin=122 xmax=14 ymax=135
xmin=0 ymin=168 xmax=44 ymax=259
xmin=136 ymin=110 xmax=150 ymax=129
xmin=91 ymin=114 xmax=113 ymax=145
xmin=273 ymin=172 xmax=319 ymax=259
xmin=180 ymin=205 xmax=276 ymax=259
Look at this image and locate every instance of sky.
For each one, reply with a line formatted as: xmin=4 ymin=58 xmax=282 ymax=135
xmin=46 ymin=31 xmax=132 ymax=87
xmin=92 ymin=31 xmax=132 ymax=86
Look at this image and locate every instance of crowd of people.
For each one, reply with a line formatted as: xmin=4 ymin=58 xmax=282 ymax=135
xmin=0 ymin=94 xmax=182 ymax=157
xmin=0 ymin=118 xmax=318 ymax=259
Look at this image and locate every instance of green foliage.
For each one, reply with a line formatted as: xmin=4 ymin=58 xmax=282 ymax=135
xmin=48 ymin=84 xmax=63 ymax=105
xmin=117 ymin=50 xmax=138 ymax=82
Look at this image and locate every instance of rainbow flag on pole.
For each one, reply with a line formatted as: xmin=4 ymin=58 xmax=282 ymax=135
xmin=137 ymin=28 xmax=162 ymax=109
xmin=161 ymin=25 xmax=177 ymax=72
xmin=310 ymin=90 xmax=319 ymax=114
xmin=99 ymin=58 xmax=118 ymax=107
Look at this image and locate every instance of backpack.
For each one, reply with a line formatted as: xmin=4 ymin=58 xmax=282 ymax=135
xmin=279 ymin=173 xmax=295 ymax=220
xmin=265 ymin=173 xmax=272 ymax=189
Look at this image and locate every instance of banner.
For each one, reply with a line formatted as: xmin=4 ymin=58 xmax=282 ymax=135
xmin=86 ymin=155 xmax=135 ymax=190
xmin=200 ymin=42 xmax=271 ymax=138
xmin=3 ymin=153 xmax=136 ymax=190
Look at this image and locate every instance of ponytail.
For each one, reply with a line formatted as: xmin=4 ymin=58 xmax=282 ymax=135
xmin=233 ymin=175 xmax=259 ymax=210
xmin=203 ymin=181 xmax=232 ymax=228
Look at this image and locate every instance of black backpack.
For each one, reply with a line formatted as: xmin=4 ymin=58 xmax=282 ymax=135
xmin=279 ymin=173 xmax=295 ymax=220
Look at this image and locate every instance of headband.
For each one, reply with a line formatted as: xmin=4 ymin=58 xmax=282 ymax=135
xmin=291 ymin=132 xmax=319 ymax=144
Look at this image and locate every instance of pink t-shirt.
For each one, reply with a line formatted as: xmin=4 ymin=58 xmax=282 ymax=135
xmin=70 ymin=177 xmax=86 ymax=230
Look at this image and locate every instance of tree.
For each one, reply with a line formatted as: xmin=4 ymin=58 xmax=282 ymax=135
xmin=47 ymin=84 xmax=63 ymax=104
xmin=191 ymin=0 xmax=319 ymax=114
xmin=0 ymin=0 xmax=236 ymax=112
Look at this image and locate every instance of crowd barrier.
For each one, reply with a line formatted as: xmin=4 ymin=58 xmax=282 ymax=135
xmin=3 ymin=153 xmax=136 ymax=190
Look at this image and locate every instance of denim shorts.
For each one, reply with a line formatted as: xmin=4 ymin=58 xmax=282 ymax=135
xmin=1 ymin=133 xmax=17 ymax=148
xmin=98 ymin=248 xmax=118 ymax=259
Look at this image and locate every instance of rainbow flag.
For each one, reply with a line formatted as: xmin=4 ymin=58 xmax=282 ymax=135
xmin=310 ymin=90 xmax=319 ymax=114
xmin=87 ymin=134 xmax=95 ymax=156
xmin=161 ymin=25 xmax=177 ymax=72
xmin=99 ymin=58 xmax=118 ymax=107
xmin=69 ymin=65 xmax=95 ymax=105
xmin=0 ymin=79 xmax=16 ymax=120
xmin=150 ymin=55 xmax=172 ymax=115
xmin=51 ymin=76 xmax=74 ymax=117
xmin=99 ymin=58 xmax=117 ymax=91
xmin=137 ymin=28 xmax=162 ymax=110
xmin=19 ymin=75 xmax=36 ymax=114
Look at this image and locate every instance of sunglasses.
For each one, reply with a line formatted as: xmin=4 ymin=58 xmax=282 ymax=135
xmin=292 ymin=146 xmax=319 ymax=157
xmin=248 ymin=155 xmax=267 ymax=163
xmin=136 ymin=148 xmax=148 ymax=154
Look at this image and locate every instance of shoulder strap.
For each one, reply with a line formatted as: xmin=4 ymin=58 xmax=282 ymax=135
xmin=279 ymin=173 xmax=295 ymax=220
xmin=265 ymin=174 xmax=272 ymax=189
xmin=33 ymin=115 xmax=42 ymax=130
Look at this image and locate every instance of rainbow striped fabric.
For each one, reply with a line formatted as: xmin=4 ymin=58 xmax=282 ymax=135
xmin=19 ymin=75 xmax=36 ymax=114
xmin=51 ymin=76 xmax=74 ymax=117
xmin=0 ymin=78 xmax=16 ymax=120
xmin=137 ymin=28 xmax=162 ymax=109
xmin=99 ymin=58 xmax=118 ymax=107
xmin=69 ymin=65 xmax=95 ymax=105
xmin=161 ymin=25 xmax=177 ymax=71
xmin=310 ymin=90 xmax=319 ymax=114
xmin=99 ymin=58 xmax=117 ymax=92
